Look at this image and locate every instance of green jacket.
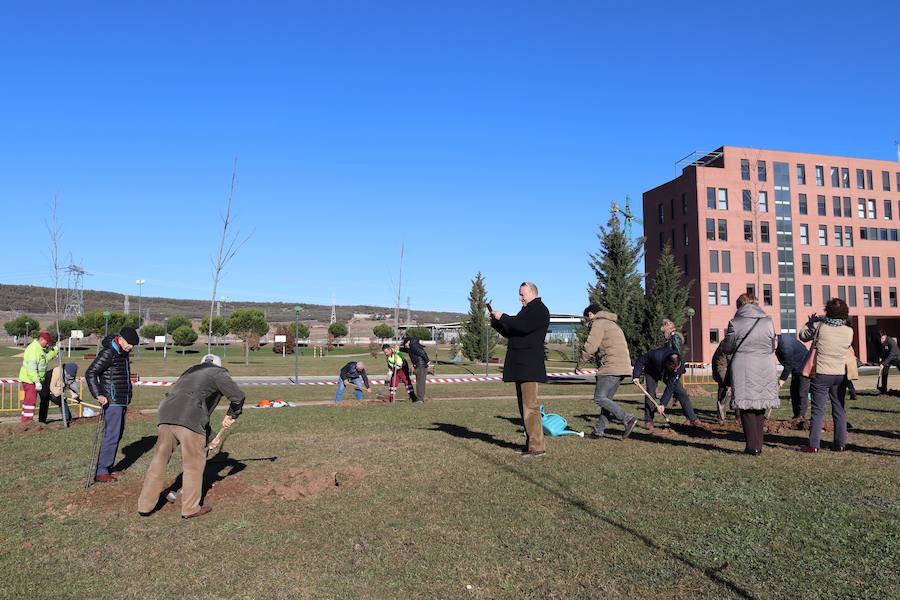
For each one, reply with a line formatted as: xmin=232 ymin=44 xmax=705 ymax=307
xmin=18 ymin=340 xmax=59 ymax=384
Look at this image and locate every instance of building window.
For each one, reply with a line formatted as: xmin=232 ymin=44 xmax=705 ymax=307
xmin=682 ymin=193 xmax=688 ymax=215
xmin=862 ymin=256 xmax=871 ymax=277
xmin=760 ymin=222 xmax=770 ymax=243
xmin=706 ymin=187 xmax=716 ymax=210
xmin=763 ymin=284 xmax=773 ymax=306
xmin=740 ymin=159 xmax=750 ymax=181
xmin=844 ymin=226 xmax=853 ymax=247
xmin=867 ymin=199 xmax=876 ymax=219
xmin=884 ymin=171 xmax=892 ymax=192
xmin=817 ymin=225 xmax=827 ymax=246
xmin=743 ymin=190 xmax=753 ymax=212
xmin=684 ymin=254 xmax=689 ymax=274
xmin=670 ymin=197 xmax=675 ymax=220
xmin=856 ymin=168 xmax=865 ymax=189
xmin=873 ymin=256 xmax=881 ymax=277
xmin=822 ymin=285 xmax=831 ymax=304
xmin=866 ymin=170 xmax=873 ymax=190
xmin=836 ymin=255 xmax=845 ymax=276
xmin=847 ymin=256 xmax=856 ymax=276
xmin=671 ymin=228 xmax=676 ymax=247
xmin=820 ymin=255 xmax=829 ymax=276
xmin=885 ymin=200 xmax=893 ymax=220
xmin=834 ymin=225 xmax=842 ymax=246
xmin=659 ymin=231 xmax=665 ymax=251
xmin=758 ymin=160 xmax=767 ymax=182
xmin=722 ymin=250 xmax=731 ymax=273
xmin=706 ymin=218 xmax=715 ymax=241
xmin=889 ymin=257 xmax=896 ymax=278
xmin=858 ymin=198 xmax=866 ymax=218
xmin=709 ymin=250 xmax=719 ymax=273
xmin=838 ymin=285 xmax=846 ymax=301
xmin=891 ymin=287 xmax=897 ymax=308
xmin=831 ymin=167 xmax=840 ymax=187
xmin=746 ymin=251 xmax=755 ymax=273
xmin=841 ymin=168 xmax=850 ymax=188
xmin=874 ymin=287 xmax=882 ymax=308
xmin=709 ymin=328 xmax=720 ymax=343
xmin=897 ymin=172 xmax=900 ymax=191
xmin=798 ymin=193 xmax=807 ymax=215
xmin=658 ymin=203 xmax=664 ymax=224
xmin=799 ymin=224 xmax=809 ymax=245
xmin=815 ymin=165 xmax=824 ymax=186
xmin=683 ymin=223 xmax=689 ymax=246
xmin=708 ymin=283 xmax=717 ymax=305
xmin=848 ymin=286 xmax=857 ymax=307
xmin=832 ymin=196 xmax=841 ymax=216
xmin=801 ymin=253 xmax=810 ymax=275
xmin=718 ymin=188 xmax=728 ymax=210
xmin=746 ymin=283 xmax=756 ymax=297
xmin=718 ymin=219 xmax=728 ymax=241
xmin=796 ymin=164 xmax=806 ymax=185
xmin=863 ymin=286 xmax=871 ymax=308
xmin=762 ymin=252 xmax=772 ymax=274
xmin=817 ymin=194 xmax=826 ymax=216
xmin=720 ymin=283 xmax=730 ymax=306
xmin=758 ymin=191 xmax=768 ymax=213
xmin=843 ymin=196 xmax=851 ymax=217
xmin=803 ymin=284 xmax=812 ymax=306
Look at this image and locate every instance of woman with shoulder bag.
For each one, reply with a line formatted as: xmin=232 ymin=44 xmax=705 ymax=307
xmin=797 ymin=298 xmax=854 ymax=453
xmin=721 ymin=293 xmax=778 ymax=455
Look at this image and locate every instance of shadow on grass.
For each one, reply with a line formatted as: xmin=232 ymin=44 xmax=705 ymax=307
xmin=849 ymin=406 xmax=900 ymax=414
xmin=848 ymin=428 xmax=900 ymax=441
xmin=114 ymin=435 xmax=157 ymax=472
xmin=455 ymin=442 xmax=757 ymax=599
xmin=494 ymin=414 xmax=523 ymax=428
xmin=429 ymin=422 xmax=521 ymax=451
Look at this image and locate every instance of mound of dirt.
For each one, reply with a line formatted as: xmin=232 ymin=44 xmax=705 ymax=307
xmin=253 ymin=466 xmax=367 ymax=500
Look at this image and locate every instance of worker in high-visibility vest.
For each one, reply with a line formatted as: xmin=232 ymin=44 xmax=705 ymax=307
xmin=382 ymin=344 xmax=418 ymax=403
xmin=18 ymin=332 xmax=59 ymax=422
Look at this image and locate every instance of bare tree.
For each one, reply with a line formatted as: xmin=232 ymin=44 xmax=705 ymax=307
xmin=207 ymin=159 xmax=252 ymax=354
xmin=46 ymin=197 xmax=69 ymax=427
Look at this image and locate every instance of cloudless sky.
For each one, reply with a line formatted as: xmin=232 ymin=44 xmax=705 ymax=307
xmin=2 ymin=1 xmax=898 ymax=316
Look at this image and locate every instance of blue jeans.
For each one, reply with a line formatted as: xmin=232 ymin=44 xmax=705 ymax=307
xmin=592 ymin=375 xmax=634 ymax=436
xmin=335 ymin=377 xmax=365 ymax=403
xmin=96 ymin=404 xmax=127 ymax=475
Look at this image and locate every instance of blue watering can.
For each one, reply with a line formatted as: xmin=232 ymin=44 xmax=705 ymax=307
xmin=540 ymin=405 xmax=585 ymax=437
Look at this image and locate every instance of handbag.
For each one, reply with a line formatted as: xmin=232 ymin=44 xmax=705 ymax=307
xmin=801 ymin=325 xmax=820 ymax=378
xmin=724 ymin=318 xmax=762 ymax=386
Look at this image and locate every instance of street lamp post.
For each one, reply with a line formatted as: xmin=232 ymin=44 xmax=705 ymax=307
xmin=163 ymin=317 xmax=168 ymax=361
xmin=294 ymin=306 xmax=302 ymax=383
xmin=686 ymin=307 xmax=695 ymax=362
xmin=136 ymin=279 xmax=145 ymax=354
xmin=24 ymin=321 xmax=31 ymax=344
xmin=102 ymin=311 xmax=111 ymax=337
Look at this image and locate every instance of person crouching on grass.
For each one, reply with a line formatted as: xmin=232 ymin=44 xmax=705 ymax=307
xmin=632 ymin=348 xmax=702 ymax=432
xmin=137 ymin=354 xmax=245 ymax=519
xmin=382 ymin=344 xmax=418 ymax=402
xmin=490 ymin=282 xmax=550 ymax=457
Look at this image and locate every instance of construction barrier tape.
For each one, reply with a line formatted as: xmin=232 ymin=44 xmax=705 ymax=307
xmin=1 ymin=366 xmax=712 ymax=388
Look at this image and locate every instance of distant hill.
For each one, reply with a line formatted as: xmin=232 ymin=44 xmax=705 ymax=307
xmin=0 ymin=284 xmax=465 ymax=325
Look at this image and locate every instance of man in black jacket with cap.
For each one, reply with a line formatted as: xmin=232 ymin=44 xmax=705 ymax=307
xmin=490 ymin=282 xmax=550 ymax=457
xmin=400 ymin=335 xmax=430 ymax=402
xmin=632 ymin=348 xmax=702 ymax=431
xmin=86 ymin=326 xmax=139 ymax=482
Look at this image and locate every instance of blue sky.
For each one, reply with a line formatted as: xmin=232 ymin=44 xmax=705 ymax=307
xmin=2 ymin=1 xmax=898 ymax=315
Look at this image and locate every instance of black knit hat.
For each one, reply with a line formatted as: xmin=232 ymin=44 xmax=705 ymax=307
xmin=119 ymin=327 xmax=140 ymax=345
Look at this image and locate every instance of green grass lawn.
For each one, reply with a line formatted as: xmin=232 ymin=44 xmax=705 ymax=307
xmin=1 ymin=383 xmax=897 ymax=599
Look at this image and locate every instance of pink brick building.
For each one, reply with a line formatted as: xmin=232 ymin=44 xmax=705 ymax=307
xmin=643 ymin=146 xmax=900 ymax=364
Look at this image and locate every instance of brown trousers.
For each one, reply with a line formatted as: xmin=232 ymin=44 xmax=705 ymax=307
xmin=516 ymin=382 xmax=545 ymax=453
xmin=137 ymin=424 xmax=206 ymax=517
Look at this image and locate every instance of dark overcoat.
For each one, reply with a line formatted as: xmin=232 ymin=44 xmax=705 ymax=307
xmin=491 ymin=297 xmax=550 ymax=383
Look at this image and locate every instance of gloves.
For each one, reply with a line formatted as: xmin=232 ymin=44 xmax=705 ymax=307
xmin=35 ymin=382 xmax=42 ymax=391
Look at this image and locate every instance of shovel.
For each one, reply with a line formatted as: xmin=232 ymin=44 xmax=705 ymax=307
xmin=633 ymin=380 xmax=672 ymax=427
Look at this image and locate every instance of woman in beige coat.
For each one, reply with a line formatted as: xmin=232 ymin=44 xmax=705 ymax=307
xmin=798 ymin=298 xmax=854 ymax=453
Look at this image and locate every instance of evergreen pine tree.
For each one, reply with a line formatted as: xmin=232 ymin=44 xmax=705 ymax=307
xmin=460 ymin=272 xmax=498 ymax=361
xmin=642 ymin=243 xmax=694 ymax=353
xmin=587 ymin=214 xmax=645 ymax=356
